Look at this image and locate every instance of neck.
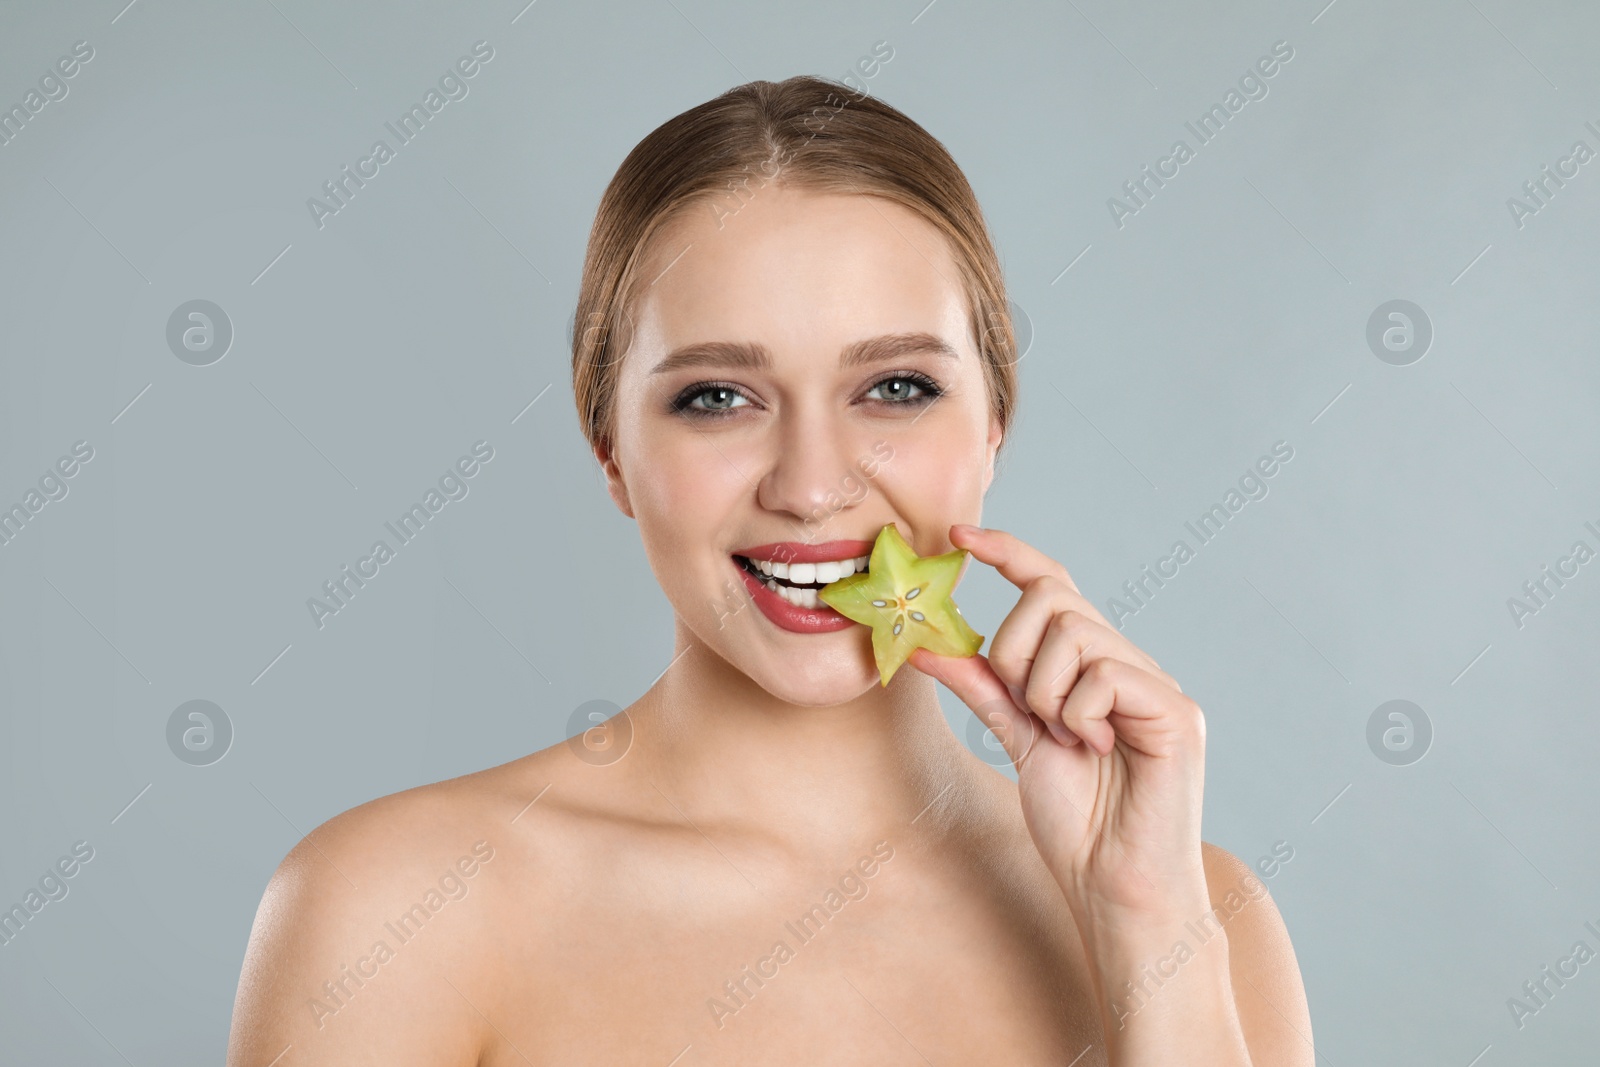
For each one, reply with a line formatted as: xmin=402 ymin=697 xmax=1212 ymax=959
xmin=625 ymin=620 xmax=975 ymax=857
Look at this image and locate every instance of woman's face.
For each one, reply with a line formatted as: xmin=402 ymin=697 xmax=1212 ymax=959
xmin=598 ymin=185 xmax=1003 ymax=705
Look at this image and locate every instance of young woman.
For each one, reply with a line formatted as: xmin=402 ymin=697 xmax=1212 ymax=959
xmin=228 ymin=76 xmax=1312 ymax=1066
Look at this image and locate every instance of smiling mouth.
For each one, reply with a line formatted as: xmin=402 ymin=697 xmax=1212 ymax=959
xmin=733 ymin=553 xmax=871 ymax=610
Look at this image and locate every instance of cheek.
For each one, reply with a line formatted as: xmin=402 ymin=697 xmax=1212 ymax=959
xmin=904 ymin=459 xmax=975 ymax=516
xmin=625 ymin=426 xmax=755 ymax=585
xmin=890 ymin=419 xmax=989 ymax=505
xmin=630 ymin=428 xmax=750 ymax=521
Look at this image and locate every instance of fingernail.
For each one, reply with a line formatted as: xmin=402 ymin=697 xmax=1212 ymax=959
xmin=1047 ymin=721 xmax=1080 ymax=747
xmin=952 ymin=523 xmax=981 ymax=537
xmin=1005 ymin=682 xmax=1026 ymax=708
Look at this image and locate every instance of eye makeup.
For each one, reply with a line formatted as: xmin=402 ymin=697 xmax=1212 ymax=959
xmin=669 ymin=370 xmax=946 ymax=419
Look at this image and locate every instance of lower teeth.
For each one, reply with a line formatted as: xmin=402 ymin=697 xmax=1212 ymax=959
xmin=739 ymin=556 xmax=861 ymax=612
xmin=764 ymin=578 xmax=820 ymax=610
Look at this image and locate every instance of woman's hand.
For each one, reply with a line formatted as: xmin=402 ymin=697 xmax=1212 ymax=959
xmin=908 ymin=524 xmax=1209 ymax=925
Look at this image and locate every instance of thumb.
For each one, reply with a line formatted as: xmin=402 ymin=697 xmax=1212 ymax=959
xmin=909 ymin=648 xmax=1038 ymax=765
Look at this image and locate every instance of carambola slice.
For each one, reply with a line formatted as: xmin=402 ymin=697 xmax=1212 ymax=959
xmin=817 ymin=522 xmax=985 ymax=686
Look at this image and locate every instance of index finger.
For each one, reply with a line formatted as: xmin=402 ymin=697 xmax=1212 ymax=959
xmin=950 ymin=525 xmax=1113 ymax=630
xmin=951 ymin=524 xmax=1080 ymax=593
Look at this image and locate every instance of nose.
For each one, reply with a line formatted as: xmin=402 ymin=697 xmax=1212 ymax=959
xmin=755 ymin=407 xmax=873 ymax=539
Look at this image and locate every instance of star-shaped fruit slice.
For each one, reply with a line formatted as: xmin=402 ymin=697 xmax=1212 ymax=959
xmin=817 ymin=522 xmax=985 ymax=687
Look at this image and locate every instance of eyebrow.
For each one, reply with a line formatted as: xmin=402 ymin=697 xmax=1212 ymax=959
xmin=649 ymin=331 xmax=959 ymax=375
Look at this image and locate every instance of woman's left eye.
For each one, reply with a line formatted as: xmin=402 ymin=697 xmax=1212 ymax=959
xmin=865 ymin=373 xmax=942 ymax=404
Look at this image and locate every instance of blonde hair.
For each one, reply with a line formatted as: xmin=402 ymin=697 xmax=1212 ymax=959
xmin=571 ymin=75 xmax=1017 ymax=458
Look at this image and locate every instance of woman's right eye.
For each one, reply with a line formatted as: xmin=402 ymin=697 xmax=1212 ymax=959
xmin=673 ymin=382 xmax=751 ymax=416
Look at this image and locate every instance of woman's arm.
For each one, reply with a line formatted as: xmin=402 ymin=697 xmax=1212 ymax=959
xmin=1202 ymin=842 xmax=1315 ymax=1066
xmin=910 ymin=524 xmax=1313 ymax=1066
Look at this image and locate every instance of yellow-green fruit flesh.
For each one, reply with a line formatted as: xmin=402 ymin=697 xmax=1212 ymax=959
xmin=817 ymin=522 xmax=985 ymax=686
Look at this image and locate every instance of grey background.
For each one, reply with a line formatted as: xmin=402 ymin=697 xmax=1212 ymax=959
xmin=1 ymin=0 xmax=1597 ymax=1062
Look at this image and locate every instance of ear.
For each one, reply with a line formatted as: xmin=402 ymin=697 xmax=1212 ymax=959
xmin=981 ymin=415 xmax=1003 ymax=494
xmin=593 ymin=437 xmax=635 ymax=519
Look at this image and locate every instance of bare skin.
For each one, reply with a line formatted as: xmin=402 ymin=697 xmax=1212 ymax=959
xmin=227 ymin=186 xmax=1313 ymax=1065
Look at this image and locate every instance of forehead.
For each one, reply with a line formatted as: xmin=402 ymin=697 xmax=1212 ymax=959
xmin=628 ymin=187 xmax=972 ymax=364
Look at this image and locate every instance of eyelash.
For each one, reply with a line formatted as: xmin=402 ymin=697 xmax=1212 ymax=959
xmin=670 ymin=371 xmax=945 ymax=419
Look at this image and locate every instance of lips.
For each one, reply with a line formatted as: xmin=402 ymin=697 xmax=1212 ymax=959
xmin=730 ymin=555 xmax=858 ymax=633
xmin=728 ymin=538 xmax=880 ymax=634
xmin=732 ymin=540 xmax=876 ymax=565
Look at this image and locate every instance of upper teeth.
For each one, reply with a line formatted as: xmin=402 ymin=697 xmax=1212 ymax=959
xmin=751 ymin=555 xmax=869 ymax=583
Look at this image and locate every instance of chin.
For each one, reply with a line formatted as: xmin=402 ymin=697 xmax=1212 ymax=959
xmin=741 ymin=656 xmax=885 ymax=708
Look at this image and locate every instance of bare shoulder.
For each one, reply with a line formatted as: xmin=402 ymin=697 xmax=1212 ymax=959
xmin=1200 ymin=841 xmax=1315 ymax=1067
xmin=225 ymin=752 xmax=562 ymax=1066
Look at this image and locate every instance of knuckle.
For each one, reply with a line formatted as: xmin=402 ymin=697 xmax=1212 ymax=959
xmin=986 ymin=646 xmax=1028 ymax=690
xmin=1059 ymin=608 xmax=1096 ymax=637
xmin=1083 ymin=655 xmax=1118 ymax=683
xmin=1024 ymin=574 xmax=1064 ymax=599
xmin=1044 ymin=609 xmax=1091 ymax=650
xmin=1042 ymin=610 xmax=1072 ymax=640
xmin=1023 ymin=672 xmax=1057 ymax=714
